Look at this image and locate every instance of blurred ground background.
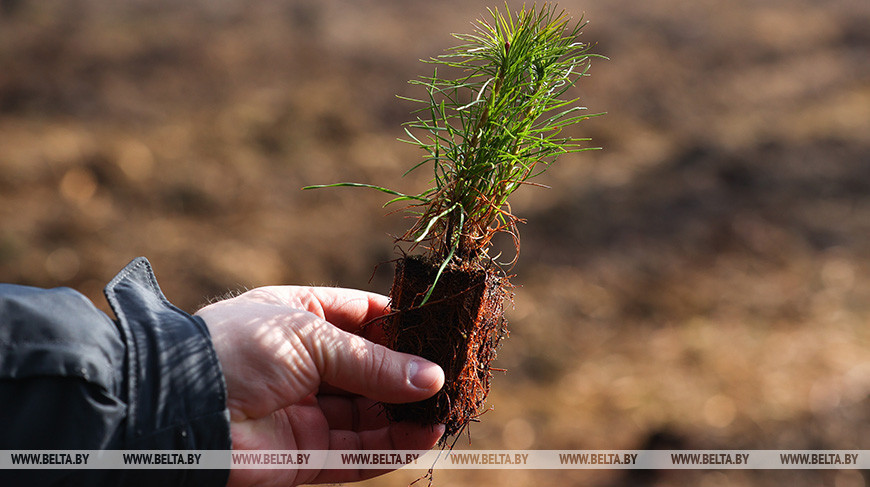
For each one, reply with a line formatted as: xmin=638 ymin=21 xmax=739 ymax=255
xmin=1 ymin=0 xmax=869 ymax=485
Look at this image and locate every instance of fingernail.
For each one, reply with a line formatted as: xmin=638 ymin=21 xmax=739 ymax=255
xmin=409 ymin=359 xmax=444 ymax=390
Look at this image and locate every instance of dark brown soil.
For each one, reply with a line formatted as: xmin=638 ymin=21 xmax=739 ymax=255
xmin=382 ymin=255 xmax=508 ymax=439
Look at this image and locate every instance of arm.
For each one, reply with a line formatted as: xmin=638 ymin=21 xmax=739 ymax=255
xmin=0 ymin=257 xmax=445 ymax=487
xmin=0 ymin=257 xmax=230 ymax=486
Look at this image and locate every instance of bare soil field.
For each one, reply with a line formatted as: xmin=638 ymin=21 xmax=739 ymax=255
xmin=1 ymin=0 xmax=868 ymax=485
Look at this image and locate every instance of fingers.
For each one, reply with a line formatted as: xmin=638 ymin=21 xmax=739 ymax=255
xmin=306 ymin=287 xmax=390 ymax=346
xmin=199 ymin=290 xmax=441 ymax=421
xmin=316 ymin=396 xmax=389 ymax=432
xmin=245 ymin=286 xmax=391 ymax=334
xmin=308 ymin=422 xmax=446 ymax=485
xmin=307 ymin=287 xmax=391 ymax=332
xmin=316 ymin=394 xmax=433 ymax=434
xmin=300 ymin=322 xmax=444 ymax=405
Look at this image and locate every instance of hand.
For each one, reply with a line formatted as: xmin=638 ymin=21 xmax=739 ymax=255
xmin=195 ymin=286 xmax=445 ymax=487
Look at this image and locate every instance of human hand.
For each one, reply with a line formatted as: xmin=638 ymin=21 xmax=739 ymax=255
xmin=195 ymin=286 xmax=445 ymax=487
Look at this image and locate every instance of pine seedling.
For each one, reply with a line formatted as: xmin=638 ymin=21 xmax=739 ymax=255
xmin=308 ymin=4 xmax=603 ymax=301
xmin=306 ymin=3 xmax=603 ymax=440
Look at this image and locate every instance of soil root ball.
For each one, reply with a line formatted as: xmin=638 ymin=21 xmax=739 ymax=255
xmin=382 ymin=255 xmax=508 ymax=439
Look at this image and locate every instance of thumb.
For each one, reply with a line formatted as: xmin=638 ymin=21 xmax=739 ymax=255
xmin=303 ymin=321 xmax=444 ymax=403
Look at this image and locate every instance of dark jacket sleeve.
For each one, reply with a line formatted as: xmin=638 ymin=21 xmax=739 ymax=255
xmin=0 ymin=257 xmax=231 ymax=486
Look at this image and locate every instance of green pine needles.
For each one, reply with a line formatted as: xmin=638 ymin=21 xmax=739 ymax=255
xmin=307 ymin=3 xmax=603 ymax=284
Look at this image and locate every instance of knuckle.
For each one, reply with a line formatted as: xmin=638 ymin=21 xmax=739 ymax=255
xmin=367 ymin=343 xmax=395 ymax=384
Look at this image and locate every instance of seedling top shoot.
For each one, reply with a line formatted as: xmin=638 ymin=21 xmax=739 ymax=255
xmin=307 ymin=3 xmax=604 ymax=299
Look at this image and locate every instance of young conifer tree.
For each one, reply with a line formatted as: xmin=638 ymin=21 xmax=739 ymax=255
xmin=307 ymin=3 xmax=603 ymax=439
xmin=309 ymin=3 xmax=603 ymax=299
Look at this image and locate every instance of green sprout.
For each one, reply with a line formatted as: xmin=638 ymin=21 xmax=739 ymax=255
xmin=307 ymin=4 xmax=603 ymax=299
